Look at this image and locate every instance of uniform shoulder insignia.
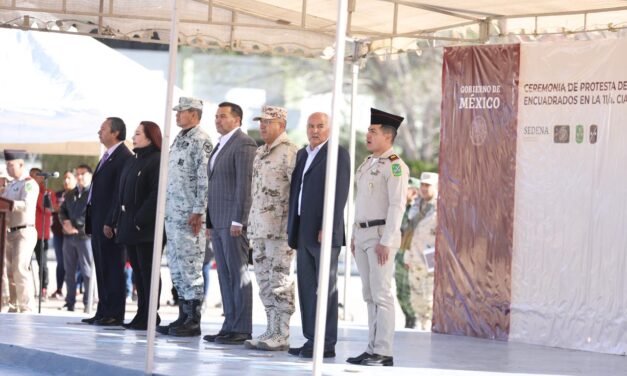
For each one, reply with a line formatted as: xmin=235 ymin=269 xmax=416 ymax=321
xmin=388 ymin=154 xmax=399 ymax=161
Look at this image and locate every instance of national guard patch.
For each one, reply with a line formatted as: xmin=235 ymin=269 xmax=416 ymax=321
xmin=388 ymin=154 xmax=399 ymax=161
xmin=203 ymin=143 xmax=213 ymax=154
xmin=391 ymin=163 xmax=402 ymax=177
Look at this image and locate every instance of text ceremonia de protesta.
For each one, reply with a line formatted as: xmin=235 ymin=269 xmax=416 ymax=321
xmin=522 ymin=81 xmax=627 ymax=106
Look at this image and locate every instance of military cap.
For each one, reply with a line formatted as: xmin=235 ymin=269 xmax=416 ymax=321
xmin=408 ymin=177 xmax=421 ymax=189
xmin=173 ymin=97 xmax=203 ymax=111
xmin=370 ymin=108 xmax=404 ymax=129
xmin=3 ymin=149 xmax=27 ymax=161
xmin=253 ymin=105 xmax=287 ymax=121
xmin=419 ymin=171 xmax=438 ymax=186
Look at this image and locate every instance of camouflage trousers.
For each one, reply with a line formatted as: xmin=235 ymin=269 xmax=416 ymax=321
xmin=164 ymin=219 xmax=205 ymax=300
xmin=251 ymin=238 xmax=295 ymax=315
xmin=394 ymin=251 xmax=415 ymax=320
xmin=408 ymin=257 xmax=434 ymax=329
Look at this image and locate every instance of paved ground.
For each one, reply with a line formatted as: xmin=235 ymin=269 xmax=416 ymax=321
xmin=1 ymin=313 xmax=625 ymax=376
xmin=1 ymin=250 xmax=625 ymax=375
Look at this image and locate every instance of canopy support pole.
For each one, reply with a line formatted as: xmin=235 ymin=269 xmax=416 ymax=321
xmin=342 ymin=41 xmax=361 ymax=321
xmin=312 ymin=0 xmax=348 ymax=375
xmin=144 ymin=0 xmax=179 ymax=374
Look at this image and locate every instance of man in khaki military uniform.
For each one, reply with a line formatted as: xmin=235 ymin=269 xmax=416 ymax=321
xmin=348 ymin=109 xmax=408 ymax=367
xmin=404 ymin=172 xmax=438 ymax=331
xmin=245 ymin=105 xmax=298 ymax=351
xmin=2 ymin=150 xmax=39 ymax=313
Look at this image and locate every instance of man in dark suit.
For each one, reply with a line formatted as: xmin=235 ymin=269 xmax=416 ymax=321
xmin=82 ymin=117 xmax=132 ymax=326
xmin=286 ymin=112 xmax=351 ymax=358
xmin=202 ymin=102 xmax=257 ymax=345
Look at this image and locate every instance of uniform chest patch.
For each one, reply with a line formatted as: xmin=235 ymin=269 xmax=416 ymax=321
xmin=391 ymin=164 xmax=402 ymax=177
xmin=178 ymin=159 xmax=184 ymax=166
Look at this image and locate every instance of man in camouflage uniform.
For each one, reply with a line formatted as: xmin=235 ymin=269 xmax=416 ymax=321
xmin=158 ymin=97 xmax=213 ymax=337
xmin=348 ymin=109 xmax=409 ymax=367
xmin=244 ymin=105 xmax=297 ymax=351
xmin=395 ymin=177 xmax=421 ymax=328
xmin=2 ymin=150 xmax=39 ymax=313
xmin=403 ymin=172 xmax=437 ymax=331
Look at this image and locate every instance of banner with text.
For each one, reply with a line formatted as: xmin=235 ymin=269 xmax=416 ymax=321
xmin=510 ymin=39 xmax=627 ymax=355
xmin=434 ymin=44 xmax=519 ymax=340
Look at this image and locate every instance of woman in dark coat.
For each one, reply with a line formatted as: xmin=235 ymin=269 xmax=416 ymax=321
xmin=116 ymin=121 xmax=163 ymax=330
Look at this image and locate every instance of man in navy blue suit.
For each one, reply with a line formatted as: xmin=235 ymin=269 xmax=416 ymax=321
xmin=286 ymin=112 xmax=351 ymax=358
xmin=82 ymin=117 xmax=132 ymax=326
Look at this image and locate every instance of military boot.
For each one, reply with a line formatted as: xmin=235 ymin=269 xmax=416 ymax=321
xmin=169 ymin=299 xmax=201 ymax=337
xmin=156 ymin=299 xmax=187 ymax=335
xmin=244 ymin=309 xmax=275 ymax=349
xmin=257 ymin=310 xmax=290 ymax=351
xmin=405 ymin=315 xmax=416 ymax=329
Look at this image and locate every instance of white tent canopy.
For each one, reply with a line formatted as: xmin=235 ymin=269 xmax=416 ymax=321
xmin=2 ymin=1 xmax=627 ymax=57
xmin=0 ymin=28 xmax=183 ymax=156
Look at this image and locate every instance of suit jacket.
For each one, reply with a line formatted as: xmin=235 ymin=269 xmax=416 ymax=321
xmin=206 ymin=128 xmax=257 ymax=230
xmin=87 ymin=142 xmax=133 ymax=234
xmin=287 ymin=143 xmax=351 ymax=249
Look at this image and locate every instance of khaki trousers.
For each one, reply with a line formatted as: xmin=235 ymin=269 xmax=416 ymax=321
xmin=354 ymin=226 xmax=397 ymax=356
xmin=5 ymin=227 xmax=37 ymax=312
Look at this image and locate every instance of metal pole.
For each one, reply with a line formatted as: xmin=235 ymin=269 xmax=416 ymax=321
xmin=145 ymin=0 xmax=178 ymax=374
xmin=37 ymin=181 xmax=49 ymax=314
xmin=312 ymin=0 xmax=348 ymax=374
xmin=342 ymin=54 xmax=360 ymax=322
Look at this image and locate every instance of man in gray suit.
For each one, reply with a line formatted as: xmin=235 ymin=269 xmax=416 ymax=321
xmin=203 ymin=102 xmax=257 ymax=345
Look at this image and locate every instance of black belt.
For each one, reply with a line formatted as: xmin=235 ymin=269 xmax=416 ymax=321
xmin=357 ymin=219 xmax=386 ymax=228
xmin=8 ymin=225 xmax=33 ymax=233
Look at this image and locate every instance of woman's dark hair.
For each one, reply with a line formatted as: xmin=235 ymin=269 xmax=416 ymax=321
xmin=140 ymin=121 xmax=163 ymax=151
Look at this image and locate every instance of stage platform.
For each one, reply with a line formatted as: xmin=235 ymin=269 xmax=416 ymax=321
xmin=0 ymin=313 xmax=624 ymax=376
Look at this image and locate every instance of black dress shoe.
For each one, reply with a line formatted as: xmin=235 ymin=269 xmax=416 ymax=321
xmin=214 ymin=332 xmax=252 ymax=345
xmin=123 ymin=322 xmax=147 ymax=330
xmin=288 ymin=346 xmax=304 ymax=356
xmin=299 ymin=347 xmax=336 ymax=359
xmin=346 ymin=352 xmax=373 ymax=365
xmin=81 ymin=316 xmax=100 ymax=325
xmin=203 ymin=331 xmax=230 ymax=343
xmin=95 ymin=317 xmax=123 ymax=326
xmin=361 ymin=353 xmax=393 ymax=366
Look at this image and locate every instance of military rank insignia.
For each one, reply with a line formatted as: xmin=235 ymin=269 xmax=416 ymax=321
xmin=388 ymin=154 xmax=399 ymax=161
xmin=391 ymin=164 xmax=402 ymax=177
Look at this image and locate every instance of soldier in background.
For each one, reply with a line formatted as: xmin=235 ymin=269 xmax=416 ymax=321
xmin=404 ymin=172 xmax=438 ymax=331
xmin=244 ymin=106 xmax=297 ymax=351
xmin=158 ymin=97 xmax=212 ymax=337
xmin=348 ymin=109 xmax=408 ymax=367
xmin=2 ymin=149 xmax=39 ymax=313
xmin=395 ymin=177 xmax=421 ymax=329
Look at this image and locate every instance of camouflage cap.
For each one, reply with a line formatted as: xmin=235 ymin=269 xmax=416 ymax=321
xmin=173 ymin=97 xmax=203 ymax=111
xmin=253 ymin=105 xmax=287 ymax=121
xmin=419 ymin=171 xmax=438 ymax=186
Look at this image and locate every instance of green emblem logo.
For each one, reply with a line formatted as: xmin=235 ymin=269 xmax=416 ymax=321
xmin=576 ymin=124 xmax=583 ymax=144
xmin=391 ymin=164 xmax=402 ymax=177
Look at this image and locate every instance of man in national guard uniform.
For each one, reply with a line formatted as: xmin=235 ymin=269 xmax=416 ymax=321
xmin=347 ymin=108 xmax=408 ymax=367
xmin=404 ymin=171 xmax=438 ymax=331
xmin=2 ymin=149 xmax=39 ymax=313
xmin=245 ymin=105 xmax=297 ymax=351
xmin=158 ymin=97 xmax=213 ymax=337
xmin=396 ymin=177 xmax=421 ymax=329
